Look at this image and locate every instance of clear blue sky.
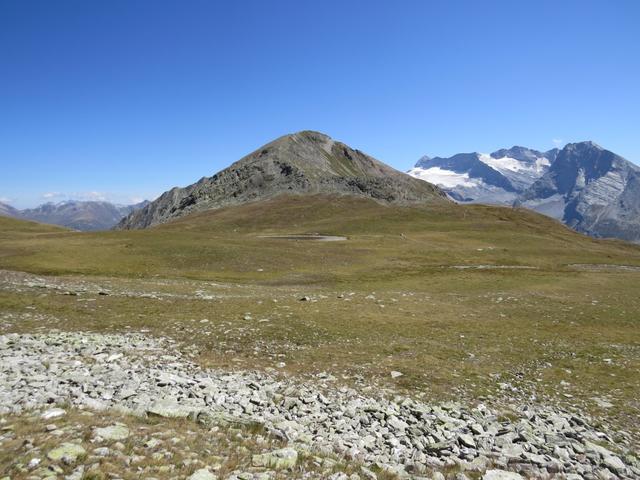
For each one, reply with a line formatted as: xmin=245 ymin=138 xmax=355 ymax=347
xmin=1 ymin=0 xmax=639 ymax=208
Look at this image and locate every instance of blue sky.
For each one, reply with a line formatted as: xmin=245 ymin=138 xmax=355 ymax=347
xmin=1 ymin=0 xmax=639 ymax=208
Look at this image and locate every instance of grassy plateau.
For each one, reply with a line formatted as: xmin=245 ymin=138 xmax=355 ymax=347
xmin=1 ymin=194 xmax=639 ymax=444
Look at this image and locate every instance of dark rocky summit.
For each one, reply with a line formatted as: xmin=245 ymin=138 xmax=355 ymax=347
xmin=117 ymin=131 xmax=447 ymax=230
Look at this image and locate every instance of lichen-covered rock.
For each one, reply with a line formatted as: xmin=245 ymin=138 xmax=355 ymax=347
xmin=147 ymin=398 xmax=193 ymax=418
xmin=93 ymin=424 xmax=130 ymax=441
xmin=47 ymin=443 xmax=86 ymax=463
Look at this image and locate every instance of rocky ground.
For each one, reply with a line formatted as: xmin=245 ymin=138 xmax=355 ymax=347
xmin=1 ymin=332 xmax=638 ymax=480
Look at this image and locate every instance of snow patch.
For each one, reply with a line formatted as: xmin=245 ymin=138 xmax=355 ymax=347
xmin=480 ymin=154 xmax=549 ymax=175
xmin=408 ymin=167 xmax=480 ymax=188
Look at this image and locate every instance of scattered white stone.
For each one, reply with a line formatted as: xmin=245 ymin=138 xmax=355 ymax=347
xmin=483 ymin=470 xmax=525 ymax=480
xmin=458 ymin=433 xmax=476 ymax=449
xmin=144 ymin=438 xmax=162 ymax=449
xmin=591 ymin=397 xmax=614 ymax=408
xmin=41 ymin=408 xmax=66 ymax=420
xmin=93 ymin=447 xmax=110 ymax=457
xmin=188 ymin=468 xmax=218 ymax=480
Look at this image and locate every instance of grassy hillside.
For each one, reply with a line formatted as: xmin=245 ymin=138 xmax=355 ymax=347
xmin=0 ymin=214 xmax=69 ymax=237
xmin=0 ymin=194 xmax=638 ymax=283
xmin=1 ymin=195 xmax=639 ymax=441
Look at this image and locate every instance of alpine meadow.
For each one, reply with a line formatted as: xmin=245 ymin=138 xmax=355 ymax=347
xmin=1 ymin=2 xmax=640 ymax=480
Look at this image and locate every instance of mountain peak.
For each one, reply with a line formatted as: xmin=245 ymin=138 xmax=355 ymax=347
xmin=118 ymin=132 xmax=448 ymax=229
xmin=565 ymin=140 xmax=603 ymax=150
xmin=414 ymin=155 xmax=431 ymax=167
xmin=517 ymin=141 xmax=640 ymax=241
xmin=291 ymin=130 xmax=332 ymax=141
xmin=490 ymin=146 xmax=547 ymax=163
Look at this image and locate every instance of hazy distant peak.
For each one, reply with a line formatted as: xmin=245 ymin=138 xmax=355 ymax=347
xmin=0 ymin=199 xmax=149 ymax=231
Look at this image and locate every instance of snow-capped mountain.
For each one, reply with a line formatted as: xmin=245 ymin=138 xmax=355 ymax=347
xmin=409 ymin=142 xmax=640 ymax=242
xmin=408 ymin=147 xmax=558 ymax=204
xmin=516 ymin=142 xmax=640 ymax=242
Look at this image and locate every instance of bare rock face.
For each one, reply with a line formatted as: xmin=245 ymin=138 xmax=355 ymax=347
xmin=116 ymin=131 xmax=447 ymax=230
xmin=516 ymin=142 xmax=640 ymax=242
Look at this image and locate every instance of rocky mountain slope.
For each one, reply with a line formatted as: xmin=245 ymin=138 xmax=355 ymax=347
xmin=408 ymin=147 xmax=558 ymax=204
xmin=0 ymin=200 xmax=149 ymax=231
xmin=117 ymin=131 xmax=447 ymax=230
xmin=516 ymin=142 xmax=640 ymax=241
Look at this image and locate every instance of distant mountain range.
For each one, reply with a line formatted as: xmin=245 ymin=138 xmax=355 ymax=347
xmin=409 ymin=142 xmax=640 ymax=242
xmin=117 ymin=130 xmax=447 ymax=229
xmin=0 ymin=200 xmax=150 ymax=231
